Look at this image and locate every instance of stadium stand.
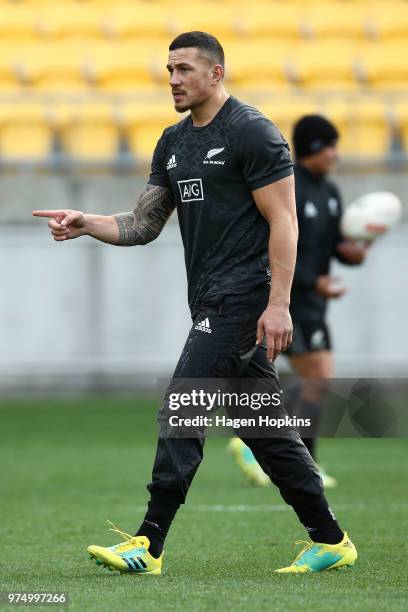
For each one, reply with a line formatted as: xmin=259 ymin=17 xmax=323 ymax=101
xmin=17 ymin=43 xmax=88 ymax=93
xmin=394 ymin=100 xmax=408 ymax=151
xmin=260 ymin=97 xmax=321 ymax=139
xmin=324 ymin=98 xmax=391 ymax=156
xmin=0 ymin=101 xmax=52 ymax=159
xmin=0 ymin=0 xmax=406 ymax=163
xmin=119 ymin=101 xmax=184 ymax=159
xmin=56 ymin=100 xmax=121 ymax=161
xmin=357 ymin=42 xmax=408 ymax=91
xmin=286 ymin=40 xmax=360 ymax=91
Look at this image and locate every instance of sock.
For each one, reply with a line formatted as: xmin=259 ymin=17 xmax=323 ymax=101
xmin=135 ymin=498 xmax=179 ymax=558
xmin=307 ymin=509 xmax=344 ymax=545
xmin=293 ymin=494 xmax=344 ymax=545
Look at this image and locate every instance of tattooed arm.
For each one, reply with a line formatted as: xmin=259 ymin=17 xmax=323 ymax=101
xmin=32 ymin=184 xmax=175 ymax=246
xmin=113 ymin=184 xmax=175 ymax=246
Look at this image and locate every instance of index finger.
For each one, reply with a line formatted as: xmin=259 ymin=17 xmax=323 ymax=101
xmin=32 ymin=210 xmax=66 ymax=219
xmin=266 ymin=331 xmax=275 ymax=362
xmin=332 ymin=288 xmax=347 ymax=298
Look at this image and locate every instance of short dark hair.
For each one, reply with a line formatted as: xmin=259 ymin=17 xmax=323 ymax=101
xmin=169 ymin=31 xmax=225 ymax=68
xmin=293 ymin=114 xmax=339 ymax=159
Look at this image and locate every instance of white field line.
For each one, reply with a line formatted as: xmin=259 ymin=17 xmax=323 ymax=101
xmin=131 ymin=503 xmax=366 ymax=513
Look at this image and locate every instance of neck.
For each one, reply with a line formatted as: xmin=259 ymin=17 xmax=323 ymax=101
xmin=190 ymin=88 xmax=230 ymax=127
xmin=298 ymin=158 xmax=325 ymax=179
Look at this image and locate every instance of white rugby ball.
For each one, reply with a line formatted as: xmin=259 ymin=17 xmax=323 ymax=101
xmin=341 ymin=191 xmax=402 ymax=240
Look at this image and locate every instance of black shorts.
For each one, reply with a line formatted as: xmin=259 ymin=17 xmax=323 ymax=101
xmin=286 ymin=318 xmax=331 ymax=356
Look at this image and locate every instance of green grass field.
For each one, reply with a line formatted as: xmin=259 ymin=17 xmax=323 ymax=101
xmin=0 ymin=396 xmax=407 ymax=611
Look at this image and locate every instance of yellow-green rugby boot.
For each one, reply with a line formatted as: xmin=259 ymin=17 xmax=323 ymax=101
xmin=87 ymin=520 xmax=162 ymax=575
xmin=317 ymin=464 xmax=338 ymax=489
xmin=275 ymin=532 xmax=357 ymax=573
xmin=228 ymin=437 xmax=270 ymax=486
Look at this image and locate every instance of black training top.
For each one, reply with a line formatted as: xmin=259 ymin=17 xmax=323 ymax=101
xmin=291 ymin=163 xmax=346 ymax=321
xmin=148 ymin=95 xmax=293 ymax=316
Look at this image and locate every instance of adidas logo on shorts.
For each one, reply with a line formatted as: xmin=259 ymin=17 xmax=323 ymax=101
xmin=195 ymin=317 xmax=212 ymax=333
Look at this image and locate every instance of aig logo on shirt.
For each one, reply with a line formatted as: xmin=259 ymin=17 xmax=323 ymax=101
xmin=177 ymin=178 xmax=204 ymax=203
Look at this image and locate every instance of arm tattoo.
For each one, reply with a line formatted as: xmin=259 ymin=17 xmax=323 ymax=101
xmin=114 ymin=184 xmax=175 ymax=246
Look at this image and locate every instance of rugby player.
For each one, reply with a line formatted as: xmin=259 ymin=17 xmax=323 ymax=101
xmin=231 ymin=115 xmax=368 ymax=488
xmin=286 ymin=114 xmax=367 ymax=485
xmin=33 ymin=32 xmax=357 ymax=574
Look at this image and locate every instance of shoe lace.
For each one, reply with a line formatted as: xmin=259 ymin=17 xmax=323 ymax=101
xmin=106 ymin=519 xmax=148 ymax=554
xmin=291 ymin=539 xmax=314 ymax=564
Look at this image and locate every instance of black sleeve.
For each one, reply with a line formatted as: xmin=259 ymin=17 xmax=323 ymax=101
xmin=292 ymin=195 xmax=320 ymax=291
xmin=331 ymin=183 xmax=344 ymax=252
xmin=237 ymin=118 xmax=294 ymax=191
xmin=148 ymin=129 xmax=170 ymax=189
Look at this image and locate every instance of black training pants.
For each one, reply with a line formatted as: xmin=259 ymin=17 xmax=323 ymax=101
xmin=147 ymin=286 xmax=324 ymax=513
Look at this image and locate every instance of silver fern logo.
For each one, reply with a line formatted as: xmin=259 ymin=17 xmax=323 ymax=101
xmin=203 ymin=147 xmax=225 ymax=165
xmin=206 ymin=147 xmax=224 ymax=159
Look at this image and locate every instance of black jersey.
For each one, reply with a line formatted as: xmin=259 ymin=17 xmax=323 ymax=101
xmin=148 ymin=95 xmax=293 ymax=316
xmin=291 ymin=164 xmax=346 ymax=321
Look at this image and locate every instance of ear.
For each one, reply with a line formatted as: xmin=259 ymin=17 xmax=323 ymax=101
xmin=211 ymin=64 xmax=224 ymax=84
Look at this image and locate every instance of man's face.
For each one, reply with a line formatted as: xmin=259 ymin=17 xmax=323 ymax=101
xmin=167 ymin=47 xmax=216 ymax=113
xmin=312 ymin=143 xmax=340 ymax=174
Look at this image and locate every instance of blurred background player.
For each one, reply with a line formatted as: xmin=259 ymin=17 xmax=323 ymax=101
xmin=230 ymin=114 xmax=369 ymax=488
xmin=285 ymin=114 xmax=368 ymax=485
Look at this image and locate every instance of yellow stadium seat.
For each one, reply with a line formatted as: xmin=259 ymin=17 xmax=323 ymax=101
xmin=105 ymin=3 xmax=170 ymax=38
xmin=167 ymin=2 xmax=236 ymax=39
xmin=0 ymin=5 xmax=37 ymax=41
xmin=223 ymin=41 xmax=290 ymax=89
xmin=393 ymin=101 xmax=408 ymax=152
xmin=358 ymin=43 xmax=408 ymax=91
xmin=324 ymin=98 xmax=390 ymax=157
xmin=17 ymin=43 xmax=89 ymax=92
xmin=36 ymin=3 xmax=105 ymax=40
xmin=0 ymin=79 xmax=21 ymax=93
xmin=86 ymin=41 xmax=168 ymax=91
xmin=131 ymin=124 xmax=169 ymax=160
xmin=367 ymin=2 xmax=408 ymax=40
xmin=120 ymin=102 xmax=184 ymax=160
xmin=259 ymin=98 xmax=322 ymax=143
xmin=0 ymin=41 xmax=41 ymax=90
xmin=0 ymin=103 xmax=52 ymax=160
xmin=302 ymin=3 xmax=368 ymax=39
xmin=58 ymin=102 xmax=120 ymax=160
xmin=233 ymin=3 xmax=302 ymax=38
xmin=0 ymin=41 xmax=34 ymax=61
xmin=0 ymin=44 xmax=20 ymax=92
xmin=288 ymin=41 xmax=359 ymax=90
xmin=227 ymin=80 xmax=291 ymax=93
